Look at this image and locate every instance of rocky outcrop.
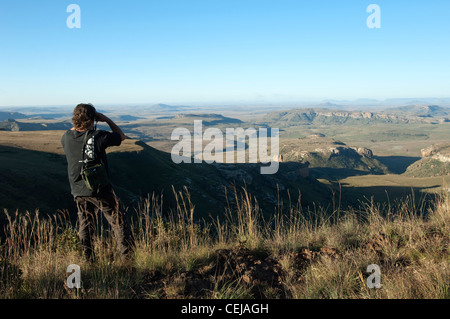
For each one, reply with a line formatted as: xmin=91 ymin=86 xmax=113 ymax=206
xmin=279 ymin=136 xmax=385 ymax=174
xmin=421 ymin=145 xmax=437 ymax=157
xmin=421 ymin=144 xmax=450 ymax=163
xmin=328 ymin=146 xmax=373 ymax=159
xmin=433 ymin=154 xmax=450 ymax=163
xmin=0 ymin=119 xmax=20 ymax=131
xmin=356 ymin=147 xmax=373 ymax=158
xmin=308 ymin=133 xmax=326 ymax=138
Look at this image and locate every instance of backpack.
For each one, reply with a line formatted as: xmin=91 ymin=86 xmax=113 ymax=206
xmin=80 ymin=131 xmax=110 ymax=193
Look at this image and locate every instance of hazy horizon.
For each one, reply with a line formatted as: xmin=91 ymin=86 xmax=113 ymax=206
xmin=2 ymin=97 xmax=450 ymax=111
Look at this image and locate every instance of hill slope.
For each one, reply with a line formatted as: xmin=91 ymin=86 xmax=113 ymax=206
xmin=0 ymin=111 xmax=28 ymax=121
xmin=386 ymin=105 xmax=450 ymax=118
xmin=280 ymin=134 xmax=388 ymax=178
xmin=404 ymin=143 xmax=450 ymax=177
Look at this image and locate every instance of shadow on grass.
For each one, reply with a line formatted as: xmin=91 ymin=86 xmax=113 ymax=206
xmin=310 ymin=167 xmax=376 ymax=180
xmin=339 ymin=183 xmax=439 ymax=212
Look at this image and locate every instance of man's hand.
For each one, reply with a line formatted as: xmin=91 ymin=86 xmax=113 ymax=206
xmin=95 ymin=112 xmax=108 ymax=123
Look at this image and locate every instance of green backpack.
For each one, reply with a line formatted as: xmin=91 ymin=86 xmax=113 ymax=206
xmin=80 ymin=131 xmax=110 ymax=193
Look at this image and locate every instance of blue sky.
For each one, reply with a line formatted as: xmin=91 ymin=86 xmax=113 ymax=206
xmin=1 ymin=0 xmax=449 ymax=107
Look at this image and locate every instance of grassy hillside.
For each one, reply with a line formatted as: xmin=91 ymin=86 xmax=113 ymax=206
xmin=405 ymin=158 xmax=450 ymax=178
xmin=0 ymin=145 xmax=72 ymax=215
xmin=279 ymin=135 xmax=388 ymax=177
xmin=0 ymin=186 xmax=448 ymax=299
xmin=404 ymin=143 xmax=450 ymax=178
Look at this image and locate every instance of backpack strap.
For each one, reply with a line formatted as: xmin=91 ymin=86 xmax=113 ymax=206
xmin=80 ymin=130 xmax=90 ymax=164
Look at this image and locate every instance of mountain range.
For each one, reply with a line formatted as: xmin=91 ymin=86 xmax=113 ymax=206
xmin=260 ymin=105 xmax=450 ymax=127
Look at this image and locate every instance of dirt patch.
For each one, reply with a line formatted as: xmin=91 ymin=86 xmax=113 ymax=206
xmin=213 ymin=246 xmax=285 ymax=298
xmin=137 ymin=246 xmax=286 ymax=299
xmin=290 ymin=247 xmax=340 ymax=267
xmin=287 ymin=246 xmax=341 ymax=281
xmin=135 ymin=245 xmax=344 ymax=299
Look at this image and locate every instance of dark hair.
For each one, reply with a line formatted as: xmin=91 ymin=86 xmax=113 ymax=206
xmin=72 ymin=103 xmax=96 ymax=130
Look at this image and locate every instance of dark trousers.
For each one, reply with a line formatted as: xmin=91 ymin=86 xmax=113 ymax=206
xmin=75 ymin=187 xmax=135 ymax=261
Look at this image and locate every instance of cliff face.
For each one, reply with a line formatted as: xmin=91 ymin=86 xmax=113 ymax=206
xmin=262 ymin=106 xmax=450 ymax=126
xmin=420 ymin=144 xmax=450 ymax=163
xmin=405 ymin=143 xmax=450 ymax=177
xmin=0 ymin=119 xmax=20 ymax=131
xmin=279 ymin=135 xmax=387 ymax=175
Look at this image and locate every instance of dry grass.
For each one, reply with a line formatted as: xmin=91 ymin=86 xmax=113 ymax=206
xmin=0 ymin=186 xmax=448 ymax=299
xmin=0 ymin=131 xmax=143 ymax=155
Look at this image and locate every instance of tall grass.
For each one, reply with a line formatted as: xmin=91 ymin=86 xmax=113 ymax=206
xmin=0 ymin=186 xmax=448 ymax=299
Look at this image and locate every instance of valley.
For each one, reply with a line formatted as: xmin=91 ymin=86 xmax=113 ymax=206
xmin=1 ymin=102 xmax=450 ymax=221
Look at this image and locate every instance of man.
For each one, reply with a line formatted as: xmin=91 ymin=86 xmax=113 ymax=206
xmin=61 ymin=103 xmax=135 ymax=262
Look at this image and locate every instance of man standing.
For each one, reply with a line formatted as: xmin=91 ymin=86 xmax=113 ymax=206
xmin=61 ymin=103 xmax=135 ymax=262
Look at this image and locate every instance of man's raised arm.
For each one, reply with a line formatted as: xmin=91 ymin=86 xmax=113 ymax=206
xmin=96 ymin=112 xmax=126 ymax=142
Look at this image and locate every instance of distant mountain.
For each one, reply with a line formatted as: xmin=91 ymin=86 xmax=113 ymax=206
xmin=313 ymin=102 xmax=343 ymax=109
xmin=147 ymin=104 xmax=193 ymax=113
xmin=322 ymin=98 xmax=450 ymax=107
xmin=0 ymin=119 xmax=72 ymax=131
xmin=384 ymin=105 xmax=450 ymax=117
xmin=116 ymin=115 xmax=145 ymax=122
xmin=261 ymin=108 xmax=386 ymax=126
xmin=261 ymin=106 xmax=450 ymax=127
xmin=26 ymin=113 xmax=71 ymax=120
xmin=383 ymin=98 xmax=450 ymax=107
xmin=172 ymin=113 xmax=243 ymax=125
xmin=0 ymin=111 xmax=28 ymax=121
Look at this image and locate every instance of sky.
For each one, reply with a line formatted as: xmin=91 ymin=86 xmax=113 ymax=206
xmin=1 ymin=0 xmax=450 ymax=107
